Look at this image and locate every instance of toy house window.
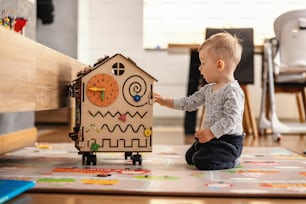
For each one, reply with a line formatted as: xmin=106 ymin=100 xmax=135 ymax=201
xmin=112 ymin=62 xmax=125 ymax=76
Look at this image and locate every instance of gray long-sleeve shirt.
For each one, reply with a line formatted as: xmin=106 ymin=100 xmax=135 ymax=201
xmin=173 ymin=80 xmax=244 ymax=138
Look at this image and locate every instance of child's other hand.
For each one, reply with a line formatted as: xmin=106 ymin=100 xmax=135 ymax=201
xmin=194 ymin=128 xmax=215 ymax=143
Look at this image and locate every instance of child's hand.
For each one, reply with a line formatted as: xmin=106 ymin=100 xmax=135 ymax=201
xmin=153 ymin=93 xmax=165 ymax=105
xmin=194 ymin=128 xmax=215 ymax=143
xmin=153 ymin=93 xmax=174 ymax=108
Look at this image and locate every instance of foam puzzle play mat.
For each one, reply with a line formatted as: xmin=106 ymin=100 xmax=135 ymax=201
xmin=0 ymin=143 xmax=305 ymax=198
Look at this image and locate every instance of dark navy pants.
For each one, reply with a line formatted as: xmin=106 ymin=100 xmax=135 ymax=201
xmin=185 ymin=134 xmax=244 ymax=170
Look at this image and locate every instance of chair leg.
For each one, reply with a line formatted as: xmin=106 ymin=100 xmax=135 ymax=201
xmin=243 ymin=101 xmax=251 ymax=134
xmin=265 ymin=43 xmax=286 ymax=141
xmin=258 ymin=53 xmax=271 ymax=134
xmin=296 ymin=93 xmax=305 ymax=123
xmin=302 ymin=88 xmax=306 ymax=122
xmin=241 ymin=85 xmax=258 ymax=138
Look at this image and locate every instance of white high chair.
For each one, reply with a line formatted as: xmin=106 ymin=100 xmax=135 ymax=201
xmin=259 ymin=9 xmax=306 ymax=141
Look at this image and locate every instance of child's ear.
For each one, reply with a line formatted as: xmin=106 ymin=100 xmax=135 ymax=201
xmin=217 ymin=59 xmax=225 ymax=72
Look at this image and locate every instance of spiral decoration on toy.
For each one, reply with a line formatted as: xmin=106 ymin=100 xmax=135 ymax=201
xmin=122 ymin=75 xmax=147 ymax=107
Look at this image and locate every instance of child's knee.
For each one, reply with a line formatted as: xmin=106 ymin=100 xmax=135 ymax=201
xmin=193 ymin=161 xmax=216 ymax=170
xmin=192 ymin=156 xmax=236 ymax=170
xmin=192 ymin=156 xmax=216 ymax=170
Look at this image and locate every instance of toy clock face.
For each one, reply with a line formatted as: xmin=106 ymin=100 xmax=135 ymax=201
xmin=86 ymin=73 xmax=119 ymax=107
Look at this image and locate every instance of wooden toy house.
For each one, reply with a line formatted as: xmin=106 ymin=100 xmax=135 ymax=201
xmin=69 ymin=54 xmax=157 ymax=165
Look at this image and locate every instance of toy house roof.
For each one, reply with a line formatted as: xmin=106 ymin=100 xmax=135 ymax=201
xmin=76 ymin=53 xmax=158 ymax=82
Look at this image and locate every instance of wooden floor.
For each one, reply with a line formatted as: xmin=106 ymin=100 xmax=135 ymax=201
xmin=8 ymin=124 xmax=306 ymax=204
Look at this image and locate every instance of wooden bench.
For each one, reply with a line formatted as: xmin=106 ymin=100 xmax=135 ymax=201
xmin=0 ymin=27 xmax=86 ymax=154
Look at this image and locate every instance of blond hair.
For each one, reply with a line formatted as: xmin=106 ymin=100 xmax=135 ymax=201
xmin=198 ymin=32 xmax=243 ymax=67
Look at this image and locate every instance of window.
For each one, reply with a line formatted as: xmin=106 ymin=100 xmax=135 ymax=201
xmin=112 ymin=62 xmax=125 ymax=76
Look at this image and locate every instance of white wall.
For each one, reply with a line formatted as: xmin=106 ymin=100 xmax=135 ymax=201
xmin=143 ymin=0 xmax=306 ymax=48
xmin=37 ymin=0 xmax=78 ymax=58
xmin=77 ymin=0 xmax=300 ymax=120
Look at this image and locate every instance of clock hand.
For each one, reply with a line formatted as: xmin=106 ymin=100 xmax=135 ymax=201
xmin=88 ymin=87 xmax=103 ymax=92
xmin=88 ymin=87 xmax=106 ymax=101
xmin=101 ymin=88 xmax=105 ymax=101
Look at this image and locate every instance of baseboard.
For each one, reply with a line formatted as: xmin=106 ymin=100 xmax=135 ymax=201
xmin=0 ymin=127 xmax=37 ymax=154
